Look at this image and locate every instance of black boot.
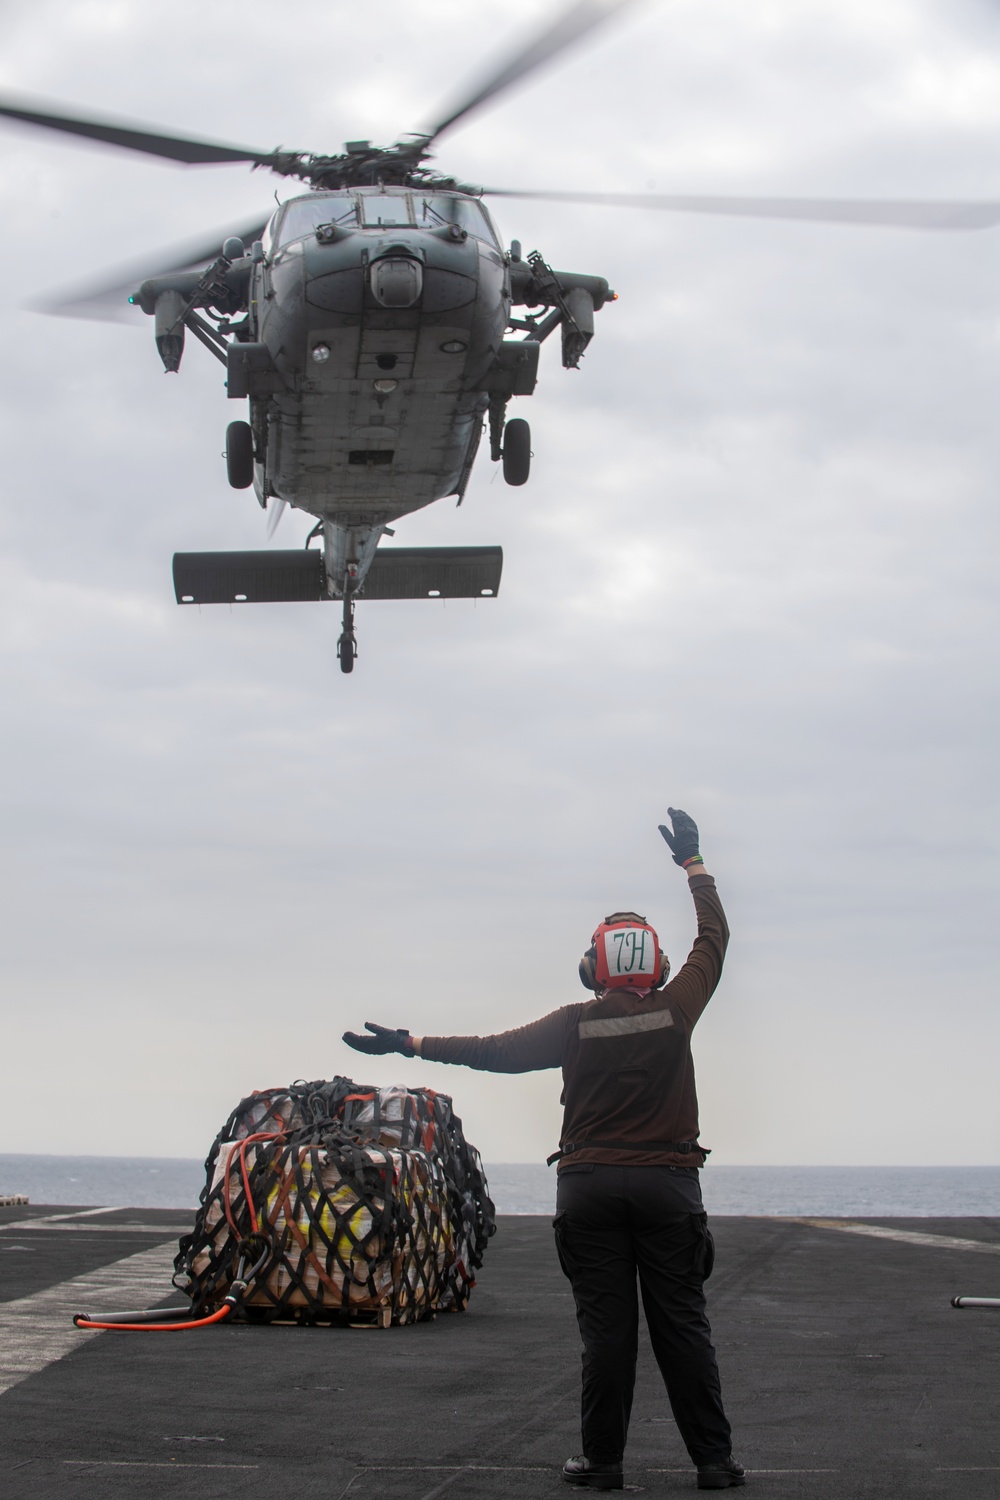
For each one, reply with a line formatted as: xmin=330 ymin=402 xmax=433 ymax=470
xmin=562 ymin=1455 xmax=624 ymax=1490
xmin=697 ymin=1455 xmax=746 ymax=1489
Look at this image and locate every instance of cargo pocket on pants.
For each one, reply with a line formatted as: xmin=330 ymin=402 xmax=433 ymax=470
xmin=694 ymin=1213 xmax=716 ymax=1281
xmin=553 ymin=1210 xmax=577 ymax=1281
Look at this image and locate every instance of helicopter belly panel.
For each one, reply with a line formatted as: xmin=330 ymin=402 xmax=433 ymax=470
xmin=269 ymin=381 xmax=484 ymax=520
xmin=265 ymin=321 xmax=494 ymax=521
xmin=255 ymin=233 xmax=507 ymax=524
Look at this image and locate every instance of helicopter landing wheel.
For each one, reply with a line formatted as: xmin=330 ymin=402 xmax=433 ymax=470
xmin=502 ymin=417 xmax=531 ymax=486
xmin=225 ymin=420 xmax=254 ymax=489
xmin=337 ymin=633 xmax=356 ymax=673
xmin=337 ymin=591 xmax=358 ymax=673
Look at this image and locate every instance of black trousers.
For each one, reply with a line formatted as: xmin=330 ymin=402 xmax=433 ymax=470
xmin=553 ymin=1164 xmax=732 ymax=1466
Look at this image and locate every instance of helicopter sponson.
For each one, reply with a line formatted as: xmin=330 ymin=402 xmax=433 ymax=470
xmin=136 ymin=186 xmax=612 ymax=672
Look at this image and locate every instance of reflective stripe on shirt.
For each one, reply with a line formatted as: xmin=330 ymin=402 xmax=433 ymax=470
xmin=578 ymin=1008 xmax=675 ymax=1040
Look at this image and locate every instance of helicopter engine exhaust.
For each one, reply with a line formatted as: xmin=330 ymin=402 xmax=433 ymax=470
xmin=153 ymin=289 xmax=187 ymax=373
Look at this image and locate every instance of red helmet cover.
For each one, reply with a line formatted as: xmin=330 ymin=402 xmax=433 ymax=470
xmin=590 ymin=914 xmax=663 ymax=991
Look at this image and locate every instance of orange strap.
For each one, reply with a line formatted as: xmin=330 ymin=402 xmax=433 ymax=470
xmin=222 ymin=1131 xmax=286 ymax=1236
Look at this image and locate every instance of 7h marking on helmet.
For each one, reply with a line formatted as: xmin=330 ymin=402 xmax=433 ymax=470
xmin=606 ymin=926 xmax=655 ymax=976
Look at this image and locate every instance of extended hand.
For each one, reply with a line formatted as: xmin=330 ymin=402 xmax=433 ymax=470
xmin=342 ymin=1021 xmax=413 ymax=1056
xmin=658 ymin=807 xmax=700 ymax=867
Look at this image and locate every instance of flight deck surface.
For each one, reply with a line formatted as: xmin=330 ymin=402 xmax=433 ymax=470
xmin=1 ymin=1206 xmax=998 ymax=1498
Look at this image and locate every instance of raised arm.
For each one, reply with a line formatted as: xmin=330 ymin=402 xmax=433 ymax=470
xmin=343 ymin=1007 xmax=573 ymax=1074
xmin=657 ymin=807 xmax=730 ymax=1029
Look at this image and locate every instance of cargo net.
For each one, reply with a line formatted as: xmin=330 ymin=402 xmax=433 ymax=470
xmin=173 ymin=1078 xmax=496 ymax=1327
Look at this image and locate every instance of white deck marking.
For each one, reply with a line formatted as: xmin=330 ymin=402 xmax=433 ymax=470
xmin=64 ymin=1461 xmax=258 ymax=1470
xmin=0 ymin=1208 xmax=132 ymax=1232
xmin=35 ymin=1207 xmax=125 ymax=1222
xmin=776 ymin=1218 xmax=1000 ymax=1255
xmin=364 ymin=1467 xmax=840 ymax=1476
xmin=1 ymin=1207 xmax=125 ymax=1229
xmin=0 ymin=1221 xmax=190 ymax=1235
xmin=0 ymin=1239 xmax=178 ymax=1397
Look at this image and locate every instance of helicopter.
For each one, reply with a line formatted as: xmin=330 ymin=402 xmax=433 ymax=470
xmin=4 ymin=0 xmax=999 ymax=672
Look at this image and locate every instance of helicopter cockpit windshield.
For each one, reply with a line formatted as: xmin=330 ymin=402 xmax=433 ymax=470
xmin=361 ymin=193 xmax=412 ymax=227
xmin=274 ymin=195 xmax=358 ymax=248
xmin=417 ymin=195 xmax=499 ymax=247
xmin=266 ymin=190 xmax=500 ymax=251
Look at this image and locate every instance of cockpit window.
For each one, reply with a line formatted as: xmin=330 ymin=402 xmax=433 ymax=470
xmin=416 ymin=195 xmax=498 ymax=246
xmin=276 ymin=195 xmax=358 ymax=246
xmin=360 ymin=193 xmax=414 ymax=227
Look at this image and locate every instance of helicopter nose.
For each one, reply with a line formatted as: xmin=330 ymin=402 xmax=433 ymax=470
xmin=370 ymin=257 xmax=422 ymax=309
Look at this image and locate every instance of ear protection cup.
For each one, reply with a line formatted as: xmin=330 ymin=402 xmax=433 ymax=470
xmin=579 ymin=943 xmax=599 ymax=991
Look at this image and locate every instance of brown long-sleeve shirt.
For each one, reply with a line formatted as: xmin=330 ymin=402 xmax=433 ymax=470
xmin=421 ymin=874 xmax=729 ymax=1169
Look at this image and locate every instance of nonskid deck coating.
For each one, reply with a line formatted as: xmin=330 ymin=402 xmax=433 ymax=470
xmin=1 ymin=1207 xmax=998 ymax=1498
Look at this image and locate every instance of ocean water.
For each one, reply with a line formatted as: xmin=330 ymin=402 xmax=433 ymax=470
xmin=1 ymin=1155 xmax=999 ymax=1217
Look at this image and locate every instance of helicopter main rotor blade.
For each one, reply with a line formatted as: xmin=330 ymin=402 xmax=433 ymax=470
xmin=481 ymin=187 xmax=1000 ymax=231
xmin=426 ymin=0 xmax=638 ymax=143
xmin=33 ymin=215 xmax=271 ymax=322
xmin=0 ymin=94 xmax=274 ymax=167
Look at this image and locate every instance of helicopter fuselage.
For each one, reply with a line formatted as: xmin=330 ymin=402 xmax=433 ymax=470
xmin=137 ymin=183 xmax=611 ymax=665
xmin=236 ymin=188 xmax=511 ymax=584
xmin=251 ymin=189 xmax=509 ymax=530
xmin=139 ymin=187 xmax=611 ymax=570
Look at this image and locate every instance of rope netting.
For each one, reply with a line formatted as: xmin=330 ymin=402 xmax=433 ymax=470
xmin=173 ymin=1078 xmax=496 ymax=1326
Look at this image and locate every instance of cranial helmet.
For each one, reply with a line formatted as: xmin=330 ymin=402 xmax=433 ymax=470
xmin=578 ymin=911 xmax=671 ymax=993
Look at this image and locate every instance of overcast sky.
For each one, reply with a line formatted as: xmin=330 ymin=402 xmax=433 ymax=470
xmin=0 ymin=0 xmax=998 ymax=1170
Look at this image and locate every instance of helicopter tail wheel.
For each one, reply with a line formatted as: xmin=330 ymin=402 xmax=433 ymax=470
xmin=337 ymin=631 xmax=357 ymax=673
xmin=337 ymin=590 xmax=358 ymax=674
xmin=225 ymin=420 xmax=254 ymax=489
xmin=502 ymin=418 xmax=531 ymax=486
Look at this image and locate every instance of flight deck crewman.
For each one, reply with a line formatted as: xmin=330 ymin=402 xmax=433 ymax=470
xmin=343 ymin=808 xmax=744 ymax=1493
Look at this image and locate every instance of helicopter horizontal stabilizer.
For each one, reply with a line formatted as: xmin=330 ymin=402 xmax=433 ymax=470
xmin=173 ymin=550 xmax=324 ymax=604
xmin=172 ymin=546 xmax=502 ymax=605
xmin=361 ymin=545 xmax=502 ymax=600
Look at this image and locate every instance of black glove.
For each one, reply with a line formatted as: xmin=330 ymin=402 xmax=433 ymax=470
xmin=658 ymin=807 xmax=701 ymax=866
xmin=342 ymin=1022 xmax=413 ymax=1056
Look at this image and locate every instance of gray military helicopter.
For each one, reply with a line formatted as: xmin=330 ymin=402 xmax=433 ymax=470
xmin=4 ymin=0 xmax=999 ymax=671
xmin=0 ymin=2 xmax=629 ymax=671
